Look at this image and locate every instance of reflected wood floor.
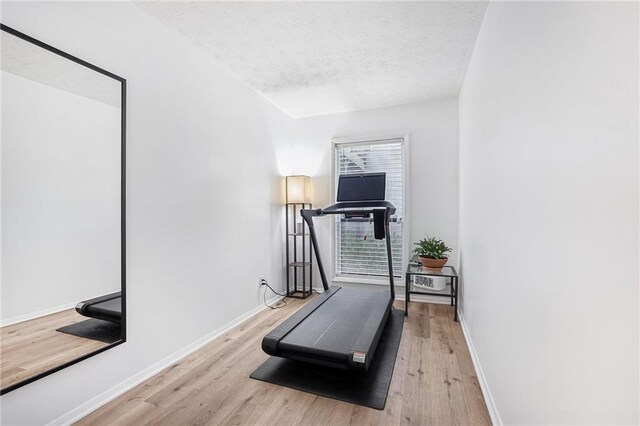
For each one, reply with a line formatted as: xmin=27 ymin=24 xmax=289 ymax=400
xmin=1 ymin=309 xmax=109 ymax=390
xmin=79 ymin=299 xmax=490 ymax=425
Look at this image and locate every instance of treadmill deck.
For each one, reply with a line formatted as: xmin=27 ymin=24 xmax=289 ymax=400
xmin=267 ymin=287 xmax=392 ymax=369
xmin=76 ymin=292 xmax=122 ymax=324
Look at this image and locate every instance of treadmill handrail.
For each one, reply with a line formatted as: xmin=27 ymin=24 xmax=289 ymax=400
xmin=307 ymin=201 xmax=396 ymax=216
xmin=301 ymin=201 xmax=396 ymax=299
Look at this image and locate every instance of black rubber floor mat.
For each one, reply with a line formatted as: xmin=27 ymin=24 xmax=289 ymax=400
xmin=56 ymin=318 xmax=121 ymax=343
xmin=250 ymin=308 xmax=404 ymax=410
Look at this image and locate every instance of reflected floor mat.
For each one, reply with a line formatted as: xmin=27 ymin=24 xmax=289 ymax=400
xmin=57 ymin=318 xmax=121 ymax=343
xmin=250 ymin=308 xmax=404 ymax=410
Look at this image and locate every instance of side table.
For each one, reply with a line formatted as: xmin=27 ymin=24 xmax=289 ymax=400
xmin=405 ymin=264 xmax=459 ymax=321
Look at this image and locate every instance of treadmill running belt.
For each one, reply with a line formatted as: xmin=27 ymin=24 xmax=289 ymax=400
xmin=279 ymin=288 xmax=390 ymax=360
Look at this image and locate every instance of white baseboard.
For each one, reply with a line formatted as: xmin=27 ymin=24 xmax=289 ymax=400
xmin=458 ymin=310 xmax=502 ymax=426
xmin=1 ymin=301 xmax=78 ymax=327
xmin=49 ymin=295 xmax=284 ymax=426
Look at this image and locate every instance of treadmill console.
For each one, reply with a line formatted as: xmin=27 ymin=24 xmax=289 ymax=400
xmin=336 ymin=173 xmax=386 ymax=202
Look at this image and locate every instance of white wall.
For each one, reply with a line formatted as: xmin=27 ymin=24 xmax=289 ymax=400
xmin=459 ymin=2 xmax=639 ymax=424
xmin=0 ymin=4 xmax=461 ymax=420
xmin=0 ymin=2 xmax=291 ymax=424
xmin=279 ymin=99 xmax=459 ymax=292
xmin=1 ymin=71 xmax=121 ymax=324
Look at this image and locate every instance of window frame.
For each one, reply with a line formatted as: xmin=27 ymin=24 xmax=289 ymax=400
xmin=330 ymin=134 xmax=410 ymax=286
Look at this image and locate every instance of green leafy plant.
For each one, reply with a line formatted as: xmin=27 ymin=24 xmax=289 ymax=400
xmin=413 ymin=236 xmax=452 ymax=259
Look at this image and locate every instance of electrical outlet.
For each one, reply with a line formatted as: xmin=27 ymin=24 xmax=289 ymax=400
xmin=259 ymin=276 xmax=265 ymax=286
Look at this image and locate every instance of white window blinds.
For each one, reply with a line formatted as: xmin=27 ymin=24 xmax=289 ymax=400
xmin=334 ymin=138 xmax=405 ymax=279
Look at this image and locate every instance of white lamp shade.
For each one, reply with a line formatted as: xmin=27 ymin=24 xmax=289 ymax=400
xmin=286 ymin=175 xmax=311 ymax=204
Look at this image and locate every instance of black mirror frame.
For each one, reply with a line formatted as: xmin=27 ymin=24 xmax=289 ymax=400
xmin=0 ymin=23 xmax=126 ymax=395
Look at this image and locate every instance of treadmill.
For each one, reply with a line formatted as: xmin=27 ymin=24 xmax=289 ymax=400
xmin=262 ymin=173 xmax=396 ymax=371
xmin=75 ymin=291 xmax=122 ymax=324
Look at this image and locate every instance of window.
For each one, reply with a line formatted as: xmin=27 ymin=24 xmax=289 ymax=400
xmin=333 ymin=137 xmax=406 ymax=280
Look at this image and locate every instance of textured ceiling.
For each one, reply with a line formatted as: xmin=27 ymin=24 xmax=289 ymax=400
xmin=137 ymin=1 xmax=488 ymax=117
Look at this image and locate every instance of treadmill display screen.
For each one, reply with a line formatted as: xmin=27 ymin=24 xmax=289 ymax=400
xmin=336 ymin=173 xmax=386 ymax=201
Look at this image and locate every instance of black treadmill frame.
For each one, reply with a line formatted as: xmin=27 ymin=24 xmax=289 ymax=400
xmin=261 ymin=200 xmax=397 ymax=371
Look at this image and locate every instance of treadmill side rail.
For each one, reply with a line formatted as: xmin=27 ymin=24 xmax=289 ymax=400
xmin=348 ymin=293 xmax=393 ymax=370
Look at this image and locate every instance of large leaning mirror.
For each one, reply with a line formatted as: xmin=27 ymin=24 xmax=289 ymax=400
xmin=0 ymin=24 xmax=126 ymax=394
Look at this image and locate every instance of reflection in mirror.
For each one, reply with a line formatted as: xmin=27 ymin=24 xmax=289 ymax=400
xmin=0 ymin=25 xmax=125 ymax=394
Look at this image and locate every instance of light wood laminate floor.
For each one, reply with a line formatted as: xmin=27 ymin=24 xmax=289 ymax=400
xmin=79 ymin=299 xmax=490 ymax=425
xmin=1 ymin=309 xmax=110 ymax=390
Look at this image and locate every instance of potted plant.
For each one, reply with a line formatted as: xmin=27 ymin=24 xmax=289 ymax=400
xmin=413 ymin=236 xmax=452 ymax=269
